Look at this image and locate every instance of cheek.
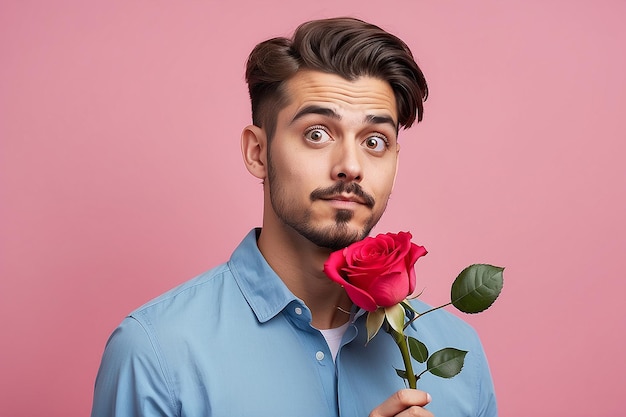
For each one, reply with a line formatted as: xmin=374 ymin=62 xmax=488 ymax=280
xmin=287 ymin=165 xmax=321 ymax=193
xmin=271 ymin=148 xmax=307 ymax=182
xmin=370 ymin=164 xmax=397 ymax=200
xmin=274 ymin=141 xmax=324 ymax=178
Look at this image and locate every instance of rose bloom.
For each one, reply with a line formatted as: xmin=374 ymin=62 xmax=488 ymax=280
xmin=324 ymin=232 xmax=427 ymax=311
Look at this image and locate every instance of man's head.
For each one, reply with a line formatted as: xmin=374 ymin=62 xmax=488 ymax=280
xmin=242 ymin=18 xmax=428 ymax=250
xmin=245 ymin=17 xmax=428 ymax=141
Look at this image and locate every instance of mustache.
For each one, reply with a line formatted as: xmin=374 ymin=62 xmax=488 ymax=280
xmin=310 ymin=182 xmax=376 ymax=209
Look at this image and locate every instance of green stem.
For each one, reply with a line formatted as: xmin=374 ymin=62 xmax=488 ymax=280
xmin=416 ymin=301 xmax=452 ymax=318
xmin=396 ymin=333 xmax=417 ymax=389
xmin=415 ymin=368 xmax=429 ymax=381
xmin=402 ymin=302 xmax=454 ymax=331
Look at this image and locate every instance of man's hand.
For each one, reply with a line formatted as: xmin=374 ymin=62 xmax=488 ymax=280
xmin=369 ymin=389 xmax=434 ymax=417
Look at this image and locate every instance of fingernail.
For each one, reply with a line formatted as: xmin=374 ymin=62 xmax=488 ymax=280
xmin=426 ymin=393 xmax=432 ymax=403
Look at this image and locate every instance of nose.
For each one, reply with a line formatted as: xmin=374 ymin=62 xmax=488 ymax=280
xmin=331 ymin=140 xmax=362 ymax=182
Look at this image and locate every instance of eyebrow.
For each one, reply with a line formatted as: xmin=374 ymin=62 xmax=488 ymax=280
xmin=364 ymin=114 xmax=398 ymax=131
xmin=290 ymin=105 xmax=398 ymax=131
xmin=290 ymin=105 xmax=341 ymax=124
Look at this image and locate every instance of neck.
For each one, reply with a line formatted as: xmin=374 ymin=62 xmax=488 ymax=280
xmin=257 ymin=222 xmax=352 ymax=330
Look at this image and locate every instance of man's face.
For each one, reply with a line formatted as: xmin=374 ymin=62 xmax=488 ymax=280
xmin=266 ymin=70 xmax=400 ymax=250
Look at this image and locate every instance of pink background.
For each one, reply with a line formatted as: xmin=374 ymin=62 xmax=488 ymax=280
xmin=2 ymin=1 xmax=625 ymax=416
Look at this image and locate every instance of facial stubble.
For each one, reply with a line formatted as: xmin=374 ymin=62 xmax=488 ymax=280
xmin=266 ymin=151 xmax=386 ymax=251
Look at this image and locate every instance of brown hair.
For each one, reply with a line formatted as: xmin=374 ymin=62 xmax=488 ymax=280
xmin=245 ymin=17 xmax=429 ymax=140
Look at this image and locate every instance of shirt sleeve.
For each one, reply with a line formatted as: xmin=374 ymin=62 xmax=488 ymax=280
xmin=91 ymin=317 xmax=177 ymax=417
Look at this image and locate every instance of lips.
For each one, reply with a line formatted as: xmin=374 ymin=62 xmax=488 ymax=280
xmin=321 ymin=194 xmax=367 ymax=205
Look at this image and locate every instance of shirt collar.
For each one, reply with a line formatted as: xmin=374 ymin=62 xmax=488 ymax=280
xmin=228 ymin=228 xmax=302 ymax=323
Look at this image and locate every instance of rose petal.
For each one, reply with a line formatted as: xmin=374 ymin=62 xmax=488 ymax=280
xmin=406 ymin=244 xmax=427 ymax=294
xmin=323 ymin=251 xmax=349 ymax=286
xmin=368 ymin=271 xmax=410 ymax=307
xmin=343 ymin=283 xmax=378 ymax=311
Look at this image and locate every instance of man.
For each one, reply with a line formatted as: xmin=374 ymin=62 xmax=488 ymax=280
xmin=91 ymin=17 xmax=497 ymax=417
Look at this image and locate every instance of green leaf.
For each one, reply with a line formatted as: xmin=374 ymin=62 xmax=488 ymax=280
xmin=451 ymin=264 xmax=504 ymax=314
xmin=385 ymin=304 xmax=406 ymax=336
xmin=365 ymin=308 xmax=385 ymax=344
xmin=395 ymin=368 xmax=408 ymax=379
xmin=407 ymin=337 xmax=429 ymax=363
xmin=426 ymin=348 xmax=467 ymax=378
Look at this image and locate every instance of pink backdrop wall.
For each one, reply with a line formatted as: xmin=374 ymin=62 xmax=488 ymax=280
xmin=2 ymin=1 xmax=625 ymax=416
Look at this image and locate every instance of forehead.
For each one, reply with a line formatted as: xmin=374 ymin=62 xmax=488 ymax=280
xmin=282 ymin=70 xmax=398 ymax=124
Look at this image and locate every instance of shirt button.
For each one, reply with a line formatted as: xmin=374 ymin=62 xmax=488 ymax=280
xmin=315 ymin=351 xmax=325 ymax=361
xmin=294 ymin=307 xmax=303 ymax=315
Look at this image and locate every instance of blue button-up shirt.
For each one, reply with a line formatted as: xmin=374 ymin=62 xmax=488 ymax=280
xmin=91 ymin=229 xmax=497 ymax=416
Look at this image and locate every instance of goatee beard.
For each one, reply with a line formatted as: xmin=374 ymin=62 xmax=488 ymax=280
xmin=293 ymin=208 xmax=374 ymax=251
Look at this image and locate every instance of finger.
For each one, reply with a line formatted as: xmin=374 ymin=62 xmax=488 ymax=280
xmin=395 ymin=405 xmax=434 ymax=417
xmin=369 ymin=389 xmax=432 ymax=417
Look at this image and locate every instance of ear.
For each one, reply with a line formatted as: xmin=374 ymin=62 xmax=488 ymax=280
xmin=241 ymin=124 xmax=267 ymax=180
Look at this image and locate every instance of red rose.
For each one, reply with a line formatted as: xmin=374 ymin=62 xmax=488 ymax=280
xmin=323 ymin=232 xmax=427 ymax=312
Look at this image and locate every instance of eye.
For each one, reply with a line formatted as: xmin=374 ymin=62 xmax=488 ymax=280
xmin=362 ymin=135 xmax=389 ymax=152
xmin=304 ymin=126 xmax=332 ymax=144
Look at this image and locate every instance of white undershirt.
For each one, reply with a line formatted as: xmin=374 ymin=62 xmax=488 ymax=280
xmin=318 ymin=322 xmax=350 ymax=362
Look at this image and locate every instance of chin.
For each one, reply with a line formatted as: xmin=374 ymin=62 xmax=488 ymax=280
xmin=305 ymin=223 xmax=368 ymax=251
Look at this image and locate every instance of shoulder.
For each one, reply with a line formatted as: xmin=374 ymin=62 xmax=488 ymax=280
xmin=129 ymin=229 xmax=262 ymax=323
xmin=92 ymin=316 xmax=178 ymax=416
xmin=102 ymin=260 xmax=234 ymax=354
xmin=101 ymin=261 xmax=241 ymax=360
xmin=130 ymin=262 xmax=233 ymax=321
xmin=92 ymin=263 xmax=237 ymax=412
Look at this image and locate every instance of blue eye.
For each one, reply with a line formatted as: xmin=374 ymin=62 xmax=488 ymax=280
xmin=304 ymin=127 xmax=332 ymax=143
xmin=363 ymin=135 xmax=388 ymax=152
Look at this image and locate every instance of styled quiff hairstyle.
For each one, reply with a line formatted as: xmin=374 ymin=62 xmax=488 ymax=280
xmin=245 ymin=17 xmax=429 ymax=140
